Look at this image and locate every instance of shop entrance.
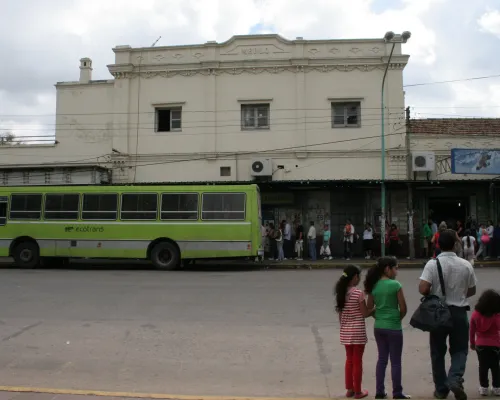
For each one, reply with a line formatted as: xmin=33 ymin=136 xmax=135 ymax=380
xmin=428 ymin=197 xmax=468 ymax=229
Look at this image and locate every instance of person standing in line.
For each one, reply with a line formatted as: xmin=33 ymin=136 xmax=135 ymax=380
xmin=456 ymin=220 xmax=464 ymax=238
xmin=363 ymin=223 xmax=374 ymax=260
xmin=430 ymin=218 xmax=438 ymax=235
xmin=259 ymin=223 xmax=268 ymax=262
xmin=388 ymin=224 xmax=400 ymax=257
xmin=432 ymin=222 xmax=447 ymax=258
xmin=275 ymin=222 xmax=284 ymax=261
xmin=462 ymin=230 xmax=476 ymax=267
xmin=365 ymin=257 xmax=411 ymax=400
xmin=335 ymin=265 xmax=374 ymax=399
xmin=268 ymin=223 xmax=276 ymax=261
xmin=419 ymin=230 xmax=478 ymax=400
xmin=469 ymin=289 xmax=500 ymax=396
xmin=283 ymin=219 xmax=292 ymax=260
xmin=476 ymin=224 xmax=489 ymax=261
xmin=321 ymin=224 xmax=333 ymax=260
xmin=295 ymin=223 xmax=304 ymax=261
xmin=307 ymin=221 xmax=317 ymax=261
xmin=423 ymin=220 xmax=433 ymax=259
xmin=344 ymin=219 xmax=355 ymax=261
xmin=485 ymin=220 xmax=494 ymax=260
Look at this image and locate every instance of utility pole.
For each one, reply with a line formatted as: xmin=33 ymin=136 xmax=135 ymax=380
xmin=406 ymin=106 xmax=415 ymax=259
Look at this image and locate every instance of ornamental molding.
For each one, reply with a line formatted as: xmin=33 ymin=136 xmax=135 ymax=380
xmin=110 ymin=63 xmax=405 ymax=79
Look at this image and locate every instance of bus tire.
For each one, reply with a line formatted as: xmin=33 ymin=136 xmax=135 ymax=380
xmin=150 ymin=242 xmax=179 ymax=271
xmin=13 ymin=241 xmax=40 ymax=269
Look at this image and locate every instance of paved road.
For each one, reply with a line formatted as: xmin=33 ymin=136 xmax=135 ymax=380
xmin=0 ymin=266 xmax=497 ymax=399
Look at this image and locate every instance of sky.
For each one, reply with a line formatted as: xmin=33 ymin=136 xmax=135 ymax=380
xmin=2 ymin=0 xmax=500 ymax=140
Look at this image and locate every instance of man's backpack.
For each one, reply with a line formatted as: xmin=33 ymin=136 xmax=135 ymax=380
xmin=410 ymin=259 xmax=453 ymax=332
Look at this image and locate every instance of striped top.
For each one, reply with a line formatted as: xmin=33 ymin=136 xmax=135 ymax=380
xmin=339 ymin=288 xmax=367 ymax=345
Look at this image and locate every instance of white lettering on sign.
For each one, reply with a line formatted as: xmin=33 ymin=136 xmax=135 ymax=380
xmin=242 ymin=47 xmax=270 ymax=55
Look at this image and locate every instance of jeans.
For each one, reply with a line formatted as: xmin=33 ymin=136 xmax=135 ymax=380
xmin=276 ymin=240 xmax=284 ymax=261
xmin=344 ymin=241 xmax=352 ymax=259
xmin=284 ymin=239 xmax=292 ymax=258
xmin=477 ymin=346 xmax=500 ymax=388
xmin=374 ymin=328 xmax=404 ymax=396
xmin=429 ymin=306 xmax=469 ymax=395
xmin=309 ymin=239 xmax=317 ymax=261
xmin=345 ymin=344 xmax=365 ymax=393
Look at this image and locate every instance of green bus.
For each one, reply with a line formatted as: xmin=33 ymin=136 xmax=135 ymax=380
xmin=0 ymin=184 xmax=263 ymax=270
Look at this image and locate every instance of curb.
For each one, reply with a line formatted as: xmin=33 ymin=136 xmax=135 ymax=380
xmin=0 ymin=386 xmax=329 ymax=400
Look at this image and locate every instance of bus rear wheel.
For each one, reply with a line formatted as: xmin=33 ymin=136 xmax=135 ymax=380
xmin=151 ymin=242 xmax=180 ymax=271
xmin=13 ymin=241 xmax=40 ymax=269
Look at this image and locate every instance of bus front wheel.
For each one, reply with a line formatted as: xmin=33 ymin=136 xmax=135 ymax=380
xmin=13 ymin=241 xmax=40 ymax=269
xmin=151 ymin=242 xmax=179 ymax=271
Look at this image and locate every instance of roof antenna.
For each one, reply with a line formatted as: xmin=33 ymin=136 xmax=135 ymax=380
xmin=151 ymin=36 xmax=161 ymax=47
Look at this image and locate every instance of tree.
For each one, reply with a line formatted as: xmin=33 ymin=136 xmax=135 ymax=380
xmin=0 ymin=132 xmax=19 ymax=145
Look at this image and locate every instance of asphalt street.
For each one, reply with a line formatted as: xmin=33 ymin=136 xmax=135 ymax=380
xmin=0 ymin=266 xmax=498 ymax=399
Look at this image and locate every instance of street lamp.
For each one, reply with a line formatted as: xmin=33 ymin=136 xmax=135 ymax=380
xmin=380 ymin=31 xmax=411 ymax=257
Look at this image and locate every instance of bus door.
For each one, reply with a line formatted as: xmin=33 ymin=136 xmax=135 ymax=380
xmin=0 ymin=196 xmax=7 ymax=227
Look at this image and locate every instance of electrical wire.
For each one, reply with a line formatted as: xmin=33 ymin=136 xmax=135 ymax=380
xmin=404 ymin=74 xmax=500 ymax=88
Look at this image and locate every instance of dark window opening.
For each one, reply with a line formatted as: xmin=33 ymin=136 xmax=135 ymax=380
xmin=9 ymin=194 xmax=42 ymax=220
xmin=202 ymin=193 xmax=245 ymax=220
xmin=161 ymin=193 xmax=198 ymax=220
xmin=82 ymin=194 xmax=118 ymax=220
xmin=121 ymin=193 xmax=158 ymax=220
xmin=220 ymin=166 xmax=231 ymax=177
xmin=156 ymin=108 xmax=182 ymax=132
xmin=332 ymin=102 xmax=361 ymax=128
xmin=241 ymin=104 xmax=270 ymax=130
xmin=44 ymin=194 xmax=80 ymax=220
xmin=0 ymin=199 xmax=7 ymax=226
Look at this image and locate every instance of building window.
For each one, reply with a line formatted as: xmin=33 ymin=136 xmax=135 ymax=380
xmin=156 ymin=108 xmax=182 ymax=132
xmin=220 ymin=166 xmax=231 ymax=177
xmin=331 ymin=102 xmax=361 ymax=128
xmin=82 ymin=194 xmax=118 ymax=220
xmin=44 ymin=194 xmax=80 ymax=220
xmin=0 ymin=196 xmax=8 ymax=226
xmin=202 ymin=193 xmax=246 ymax=220
xmin=241 ymin=104 xmax=270 ymax=130
xmin=121 ymin=193 xmax=158 ymax=220
xmin=9 ymin=194 xmax=42 ymax=220
xmin=161 ymin=193 xmax=198 ymax=220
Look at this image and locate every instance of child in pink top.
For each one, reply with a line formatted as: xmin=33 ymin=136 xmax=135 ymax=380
xmin=470 ymin=289 xmax=500 ymax=396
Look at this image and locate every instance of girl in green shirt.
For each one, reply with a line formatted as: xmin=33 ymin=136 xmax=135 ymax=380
xmin=364 ymin=257 xmax=410 ymax=399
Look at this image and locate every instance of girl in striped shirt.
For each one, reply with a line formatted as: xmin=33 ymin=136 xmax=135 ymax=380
xmin=335 ymin=265 xmax=374 ymax=399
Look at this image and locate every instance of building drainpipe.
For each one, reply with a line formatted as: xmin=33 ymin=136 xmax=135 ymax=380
xmin=405 ymin=106 xmax=415 ymax=259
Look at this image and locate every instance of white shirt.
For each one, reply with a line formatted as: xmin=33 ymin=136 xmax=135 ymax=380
xmin=261 ymin=225 xmax=267 ymax=238
xmin=307 ymin=226 xmax=316 ymax=240
xmin=487 ymin=225 xmax=494 ymax=238
xmin=284 ymin=223 xmax=291 ymax=240
xmin=363 ymin=229 xmax=373 ymax=240
xmin=461 ymin=236 xmax=476 ymax=249
xmin=420 ymin=252 xmax=477 ymax=308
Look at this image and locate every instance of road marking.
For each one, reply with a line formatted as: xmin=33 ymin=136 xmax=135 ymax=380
xmin=0 ymin=386 xmax=330 ymax=400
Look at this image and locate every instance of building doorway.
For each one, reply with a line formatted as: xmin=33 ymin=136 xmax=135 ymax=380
xmin=428 ymin=197 xmax=468 ymax=230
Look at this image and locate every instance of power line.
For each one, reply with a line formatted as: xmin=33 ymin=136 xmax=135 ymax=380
xmin=404 ymin=74 xmax=500 ymax=88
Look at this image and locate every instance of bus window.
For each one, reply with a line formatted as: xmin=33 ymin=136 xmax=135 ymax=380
xmin=161 ymin=193 xmax=198 ymax=220
xmin=121 ymin=193 xmax=158 ymax=220
xmin=82 ymin=194 xmax=118 ymax=220
xmin=0 ymin=196 xmax=7 ymax=226
xmin=202 ymin=193 xmax=245 ymax=220
xmin=44 ymin=194 xmax=80 ymax=220
xmin=10 ymin=194 xmax=42 ymax=220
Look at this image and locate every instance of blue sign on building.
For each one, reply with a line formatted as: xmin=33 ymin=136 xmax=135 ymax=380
xmin=451 ymin=148 xmax=500 ymax=175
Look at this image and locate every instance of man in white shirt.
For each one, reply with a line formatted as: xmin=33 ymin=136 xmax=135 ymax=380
xmin=419 ymin=230 xmax=477 ymax=400
xmin=307 ymin=221 xmax=317 ymax=261
xmin=283 ymin=219 xmax=292 ymax=260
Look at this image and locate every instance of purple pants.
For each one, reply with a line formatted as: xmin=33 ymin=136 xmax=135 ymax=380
xmin=374 ymin=328 xmax=404 ymax=396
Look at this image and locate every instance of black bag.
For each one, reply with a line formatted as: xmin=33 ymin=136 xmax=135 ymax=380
xmin=410 ymin=259 xmax=453 ymax=332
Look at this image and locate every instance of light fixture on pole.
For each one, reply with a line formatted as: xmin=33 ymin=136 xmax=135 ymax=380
xmin=380 ymin=31 xmax=411 ymax=257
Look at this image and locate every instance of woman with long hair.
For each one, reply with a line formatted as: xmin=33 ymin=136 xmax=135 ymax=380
xmin=335 ymin=265 xmax=373 ymax=399
xmin=365 ymin=257 xmax=410 ymax=399
xmin=462 ymin=229 xmax=476 ymax=266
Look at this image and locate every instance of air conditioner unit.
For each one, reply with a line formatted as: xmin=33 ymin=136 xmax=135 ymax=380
xmin=412 ymin=152 xmax=436 ymax=172
xmin=250 ymin=159 xmax=273 ymax=177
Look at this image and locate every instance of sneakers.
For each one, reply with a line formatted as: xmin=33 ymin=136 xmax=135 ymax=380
xmin=450 ymin=382 xmax=467 ymax=400
xmin=394 ymin=394 xmax=411 ymax=399
xmin=346 ymin=390 xmax=355 ymax=398
xmin=492 ymin=388 xmax=500 ymax=396
xmin=479 ymin=387 xmax=489 ymax=397
xmin=355 ymin=390 xmax=369 ymax=399
xmin=434 ymin=391 xmax=449 ymax=400
xmin=375 ymin=393 xmax=387 ymax=399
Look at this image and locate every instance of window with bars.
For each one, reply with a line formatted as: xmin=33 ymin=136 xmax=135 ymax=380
xmin=202 ymin=193 xmax=246 ymax=220
xmin=120 ymin=193 xmax=158 ymax=220
xmin=0 ymin=196 xmax=7 ymax=226
xmin=9 ymin=194 xmax=42 ymax=220
xmin=161 ymin=193 xmax=198 ymax=220
xmin=44 ymin=194 xmax=80 ymax=220
xmin=156 ymin=108 xmax=182 ymax=132
xmin=331 ymin=102 xmax=361 ymax=128
xmin=241 ymin=104 xmax=270 ymax=130
xmin=82 ymin=194 xmax=118 ymax=220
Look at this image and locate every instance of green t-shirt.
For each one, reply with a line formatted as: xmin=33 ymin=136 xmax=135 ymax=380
xmin=372 ymin=278 xmax=402 ymax=330
xmin=323 ymin=230 xmax=331 ymax=242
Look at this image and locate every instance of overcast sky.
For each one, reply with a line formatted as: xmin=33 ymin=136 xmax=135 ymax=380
xmin=2 ymin=0 xmax=500 ymax=139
